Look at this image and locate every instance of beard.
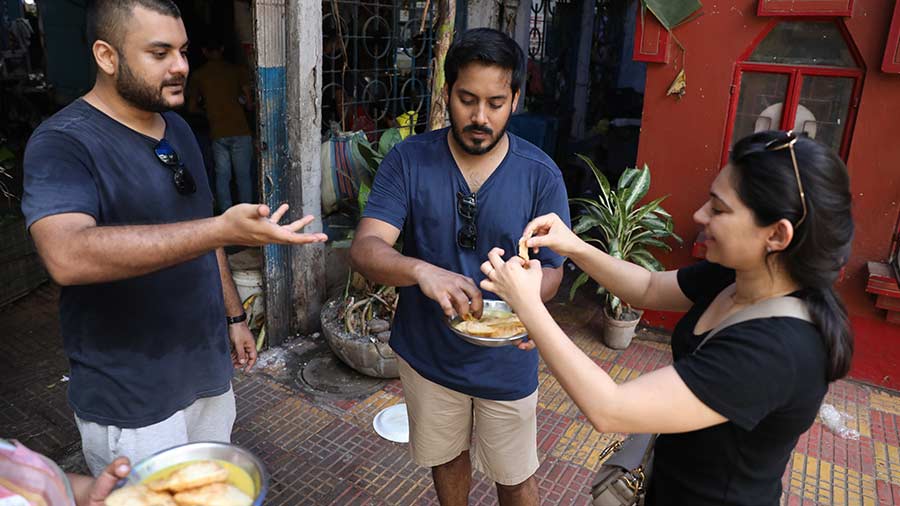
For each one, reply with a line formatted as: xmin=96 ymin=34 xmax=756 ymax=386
xmin=116 ymin=56 xmax=185 ymax=113
xmin=448 ymin=105 xmax=511 ymax=156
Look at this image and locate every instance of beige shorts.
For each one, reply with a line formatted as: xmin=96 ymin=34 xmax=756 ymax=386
xmin=397 ymin=357 xmax=539 ymax=486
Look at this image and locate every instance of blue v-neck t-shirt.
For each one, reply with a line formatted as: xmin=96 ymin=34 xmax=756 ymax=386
xmin=363 ymin=128 xmax=571 ymax=400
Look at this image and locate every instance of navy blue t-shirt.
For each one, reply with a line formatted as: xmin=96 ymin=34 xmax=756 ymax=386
xmin=22 ymin=99 xmax=232 ymax=428
xmin=363 ymin=128 xmax=570 ymax=400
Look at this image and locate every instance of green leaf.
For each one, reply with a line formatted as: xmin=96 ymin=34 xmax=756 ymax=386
xmin=355 ymin=141 xmax=383 ymax=174
xmin=609 ymin=295 xmax=621 ymax=317
xmin=629 ymin=248 xmax=664 ymax=272
xmin=573 ymin=215 xmax=602 ymax=235
xmin=629 ymin=195 xmax=669 ymax=223
xmin=621 ymin=164 xmax=651 ymax=212
xmin=617 ymin=167 xmax=640 ymax=191
xmin=357 ymin=181 xmax=371 ymax=215
xmin=576 ymin=153 xmax=611 ymax=204
xmin=568 ymin=272 xmax=590 ymax=301
xmin=653 ymin=205 xmax=672 ymax=218
xmin=635 ymin=237 xmax=672 ymax=252
xmin=378 ymin=128 xmax=403 ymax=156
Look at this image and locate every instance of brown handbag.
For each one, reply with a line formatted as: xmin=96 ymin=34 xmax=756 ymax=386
xmin=589 ymin=296 xmax=812 ymax=506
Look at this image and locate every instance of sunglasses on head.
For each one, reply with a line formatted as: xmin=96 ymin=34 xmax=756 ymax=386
xmin=764 ymin=130 xmax=807 ymax=227
xmin=456 ymin=191 xmax=477 ymax=250
xmin=154 ymin=139 xmax=197 ymax=195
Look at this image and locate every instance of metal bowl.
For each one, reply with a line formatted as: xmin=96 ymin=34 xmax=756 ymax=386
xmin=446 ymin=299 xmax=528 ymax=348
xmin=127 ymin=441 xmax=268 ymax=506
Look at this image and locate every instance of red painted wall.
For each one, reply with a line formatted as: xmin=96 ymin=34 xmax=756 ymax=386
xmin=635 ymin=0 xmax=900 ymax=389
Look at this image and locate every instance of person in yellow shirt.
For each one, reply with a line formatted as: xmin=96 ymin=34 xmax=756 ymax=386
xmin=188 ymin=37 xmax=254 ymax=212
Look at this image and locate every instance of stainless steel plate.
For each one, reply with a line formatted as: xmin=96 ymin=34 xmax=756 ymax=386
xmin=446 ymin=299 xmax=528 ymax=348
xmin=127 ymin=442 xmax=268 ymax=506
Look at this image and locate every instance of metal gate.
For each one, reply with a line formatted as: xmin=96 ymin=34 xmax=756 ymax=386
xmin=322 ymin=0 xmax=436 ymax=139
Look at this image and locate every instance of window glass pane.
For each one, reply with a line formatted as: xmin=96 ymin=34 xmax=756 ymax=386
xmin=748 ymin=22 xmax=856 ymax=68
xmin=794 ymin=75 xmax=854 ymax=154
xmin=732 ymin=72 xmax=790 ymax=145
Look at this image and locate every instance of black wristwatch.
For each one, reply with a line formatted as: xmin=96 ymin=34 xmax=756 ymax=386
xmin=226 ymin=312 xmax=248 ymax=325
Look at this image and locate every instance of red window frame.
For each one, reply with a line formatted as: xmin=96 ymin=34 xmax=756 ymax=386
xmin=883 ymin=0 xmax=900 ymax=73
xmin=721 ymin=19 xmax=864 ymax=165
xmin=758 ymin=0 xmax=854 ymax=17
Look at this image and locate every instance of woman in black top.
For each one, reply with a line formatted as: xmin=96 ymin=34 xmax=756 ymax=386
xmin=480 ymin=130 xmax=853 ymax=506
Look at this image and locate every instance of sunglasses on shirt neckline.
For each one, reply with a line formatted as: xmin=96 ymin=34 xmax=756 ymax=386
xmin=153 ymin=138 xmax=197 ymax=195
xmin=456 ymin=191 xmax=477 ymax=250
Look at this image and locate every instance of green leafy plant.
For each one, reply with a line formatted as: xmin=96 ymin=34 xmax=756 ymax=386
xmin=569 ymin=154 xmax=682 ymax=320
xmin=338 ymin=120 xmax=414 ymax=334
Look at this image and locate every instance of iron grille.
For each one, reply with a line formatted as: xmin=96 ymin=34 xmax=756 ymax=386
xmin=322 ymin=0 xmax=435 ymax=140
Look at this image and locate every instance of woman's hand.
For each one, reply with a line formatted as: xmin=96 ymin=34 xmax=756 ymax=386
xmin=522 ymin=213 xmax=583 ymax=259
xmin=480 ymin=248 xmax=543 ymax=313
xmin=480 ymin=248 xmax=545 ymax=351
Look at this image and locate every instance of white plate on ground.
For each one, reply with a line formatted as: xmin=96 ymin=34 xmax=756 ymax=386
xmin=373 ymin=403 xmax=409 ymax=444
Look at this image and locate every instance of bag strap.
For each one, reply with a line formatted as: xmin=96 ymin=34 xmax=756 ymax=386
xmin=695 ymin=296 xmax=812 ymax=352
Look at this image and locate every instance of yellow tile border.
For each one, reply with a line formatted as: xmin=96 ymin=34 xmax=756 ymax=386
xmin=788 ymin=452 xmax=878 ymax=504
xmin=870 ymin=391 xmax=900 ymax=417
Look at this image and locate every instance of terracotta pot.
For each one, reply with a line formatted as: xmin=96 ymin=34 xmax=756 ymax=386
xmin=602 ymin=307 xmax=644 ymax=350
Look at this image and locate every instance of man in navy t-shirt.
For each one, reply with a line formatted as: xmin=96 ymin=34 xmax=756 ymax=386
xmin=21 ymin=0 xmax=326 ymax=476
xmin=350 ymin=28 xmax=570 ymax=505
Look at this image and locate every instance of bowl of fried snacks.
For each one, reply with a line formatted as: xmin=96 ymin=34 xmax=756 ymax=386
xmin=108 ymin=442 xmax=268 ymax=506
xmin=447 ymin=300 xmax=528 ymax=347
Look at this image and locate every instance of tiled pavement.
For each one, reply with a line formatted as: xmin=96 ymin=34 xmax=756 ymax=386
xmin=3 ymin=283 xmax=900 ymax=505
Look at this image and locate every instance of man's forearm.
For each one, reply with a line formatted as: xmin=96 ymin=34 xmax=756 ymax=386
xmin=216 ymin=248 xmax=245 ymax=315
xmin=349 ymin=236 xmax=427 ymax=287
xmin=39 ymin=217 xmax=227 ymax=285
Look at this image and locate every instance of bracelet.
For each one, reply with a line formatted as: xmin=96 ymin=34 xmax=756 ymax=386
xmin=226 ymin=312 xmax=248 ymax=325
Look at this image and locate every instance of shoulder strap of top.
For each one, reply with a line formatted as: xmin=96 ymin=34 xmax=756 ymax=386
xmin=695 ymin=296 xmax=813 ymax=352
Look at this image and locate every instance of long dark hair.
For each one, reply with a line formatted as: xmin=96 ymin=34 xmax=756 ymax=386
xmin=730 ymin=130 xmax=854 ymax=381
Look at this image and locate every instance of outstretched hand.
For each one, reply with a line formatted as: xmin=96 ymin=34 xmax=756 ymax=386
xmin=221 ymin=203 xmax=329 ymax=247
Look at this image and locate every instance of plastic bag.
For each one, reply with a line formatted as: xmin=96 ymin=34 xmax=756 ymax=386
xmin=819 ymin=403 xmax=861 ymax=440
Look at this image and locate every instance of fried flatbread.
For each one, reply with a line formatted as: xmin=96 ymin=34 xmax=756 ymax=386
xmin=518 ymin=235 xmax=531 ymax=268
xmin=157 ymin=461 xmax=229 ymax=492
xmin=105 ymin=485 xmax=176 ymax=506
xmin=172 ymin=483 xmax=253 ymax=506
xmin=454 ymin=311 xmax=525 ymax=338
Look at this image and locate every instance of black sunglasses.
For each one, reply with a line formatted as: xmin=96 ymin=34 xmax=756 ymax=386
xmin=764 ymin=130 xmax=807 ymax=226
xmin=456 ymin=191 xmax=477 ymax=250
xmin=154 ymin=138 xmax=197 ymax=195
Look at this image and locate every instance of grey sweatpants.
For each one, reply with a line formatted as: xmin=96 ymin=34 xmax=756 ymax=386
xmin=75 ymin=386 xmax=236 ymax=476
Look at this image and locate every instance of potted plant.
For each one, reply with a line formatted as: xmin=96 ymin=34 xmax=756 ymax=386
xmin=569 ymin=155 xmax=681 ymax=349
xmin=320 ymin=116 xmax=415 ymax=378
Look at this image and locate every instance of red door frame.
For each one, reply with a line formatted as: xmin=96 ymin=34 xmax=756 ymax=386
xmin=721 ymin=18 xmax=865 ymax=166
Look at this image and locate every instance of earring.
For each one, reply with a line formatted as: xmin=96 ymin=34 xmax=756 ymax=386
xmin=766 ymin=246 xmax=772 ymax=253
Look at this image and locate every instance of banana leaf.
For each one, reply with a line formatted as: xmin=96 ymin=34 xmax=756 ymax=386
xmin=379 ymin=128 xmax=403 ymax=156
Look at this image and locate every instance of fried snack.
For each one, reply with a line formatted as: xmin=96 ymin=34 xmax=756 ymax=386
xmin=172 ymin=483 xmax=253 ymax=506
xmin=157 ymin=461 xmax=229 ymax=492
xmin=454 ymin=320 xmax=495 ymax=337
xmin=454 ymin=311 xmax=525 ymax=338
xmin=518 ymin=236 xmax=530 ymax=268
xmin=105 ymin=485 xmax=176 ymax=506
xmin=146 ymin=479 xmax=169 ymax=492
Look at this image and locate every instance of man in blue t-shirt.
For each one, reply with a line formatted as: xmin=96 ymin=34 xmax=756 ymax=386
xmin=21 ymin=0 xmax=326 ymax=476
xmin=350 ymin=28 xmax=570 ymax=505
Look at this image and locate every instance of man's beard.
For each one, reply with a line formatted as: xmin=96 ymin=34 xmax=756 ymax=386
xmin=449 ymin=106 xmax=511 ymax=156
xmin=116 ymin=56 xmax=185 ymax=113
